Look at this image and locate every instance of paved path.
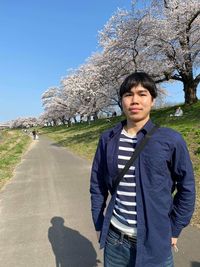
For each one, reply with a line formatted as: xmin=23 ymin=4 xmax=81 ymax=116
xmin=0 ymin=136 xmax=199 ymax=267
xmin=0 ymin=137 xmax=103 ymax=267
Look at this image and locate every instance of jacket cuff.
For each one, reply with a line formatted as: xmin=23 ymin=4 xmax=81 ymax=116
xmin=171 ymin=222 xmax=183 ymax=237
xmin=94 ymin=215 xmax=104 ymax=232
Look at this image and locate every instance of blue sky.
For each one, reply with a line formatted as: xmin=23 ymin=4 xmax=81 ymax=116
xmin=0 ymin=0 xmax=199 ymax=123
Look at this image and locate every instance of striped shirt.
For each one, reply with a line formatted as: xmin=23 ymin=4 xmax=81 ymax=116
xmin=111 ymin=128 xmax=137 ymax=234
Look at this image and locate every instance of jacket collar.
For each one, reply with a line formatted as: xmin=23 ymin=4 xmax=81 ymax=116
xmin=109 ymin=119 xmax=155 ymax=139
xmin=141 ymin=119 xmax=155 ymax=134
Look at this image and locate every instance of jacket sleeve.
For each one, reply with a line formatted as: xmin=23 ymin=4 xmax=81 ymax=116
xmin=170 ymin=134 xmax=196 ymax=237
xmin=90 ymin=135 xmax=109 ymax=231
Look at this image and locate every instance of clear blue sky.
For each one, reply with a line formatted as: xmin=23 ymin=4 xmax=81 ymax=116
xmin=0 ymin=0 xmax=199 ymax=123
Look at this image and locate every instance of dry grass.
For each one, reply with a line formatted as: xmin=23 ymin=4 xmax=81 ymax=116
xmin=0 ymin=129 xmax=32 ymax=190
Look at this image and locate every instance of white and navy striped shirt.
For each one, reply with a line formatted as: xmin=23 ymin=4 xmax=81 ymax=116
xmin=112 ymin=128 xmax=137 ymax=231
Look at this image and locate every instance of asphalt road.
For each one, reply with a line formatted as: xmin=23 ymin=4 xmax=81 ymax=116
xmin=0 ymin=136 xmax=199 ymax=267
xmin=0 ymin=136 xmax=103 ymax=267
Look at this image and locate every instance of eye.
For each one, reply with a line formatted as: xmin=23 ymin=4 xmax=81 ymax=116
xmin=139 ymin=91 xmax=148 ymax=96
xmin=123 ymin=92 xmax=132 ymax=97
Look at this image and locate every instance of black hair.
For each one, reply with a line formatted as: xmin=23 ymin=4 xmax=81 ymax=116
xmin=119 ymin=72 xmax=158 ymax=99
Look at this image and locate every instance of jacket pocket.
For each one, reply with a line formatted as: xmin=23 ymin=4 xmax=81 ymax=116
xmin=141 ymin=153 xmax=169 ymax=191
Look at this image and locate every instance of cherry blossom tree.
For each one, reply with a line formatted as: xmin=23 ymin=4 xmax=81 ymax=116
xmin=98 ymin=7 xmax=167 ymax=108
xmin=40 ymin=0 xmax=199 ymax=120
xmin=10 ymin=117 xmax=38 ymax=128
xmin=42 ymin=86 xmax=74 ymax=125
xmin=99 ymin=0 xmax=200 ymax=104
xmin=148 ymin=0 xmax=200 ymax=103
xmin=61 ymin=59 xmax=112 ymax=121
xmin=85 ymin=52 xmax=124 ymax=111
xmin=61 ymin=71 xmax=87 ymax=122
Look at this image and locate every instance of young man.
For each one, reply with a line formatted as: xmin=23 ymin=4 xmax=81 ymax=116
xmin=90 ymin=72 xmax=195 ymax=267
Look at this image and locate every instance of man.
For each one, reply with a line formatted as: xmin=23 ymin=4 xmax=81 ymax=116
xmin=90 ymin=72 xmax=195 ymax=267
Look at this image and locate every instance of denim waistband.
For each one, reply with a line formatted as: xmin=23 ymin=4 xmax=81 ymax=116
xmin=110 ymin=224 xmax=137 ymax=244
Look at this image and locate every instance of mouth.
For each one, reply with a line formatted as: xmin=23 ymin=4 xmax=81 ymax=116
xmin=129 ymin=108 xmax=141 ymax=113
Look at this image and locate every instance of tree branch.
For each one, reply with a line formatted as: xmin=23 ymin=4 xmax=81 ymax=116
xmin=194 ymin=74 xmax=200 ymax=87
xmin=170 ymin=74 xmax=184 ymax=82
xmin=155 ymin=73 xmax=183 ymax=83
xmin=192 ymin=49 xmax=200 ymax=61
xmin=187 ymin=11 xmax=200 ymax=32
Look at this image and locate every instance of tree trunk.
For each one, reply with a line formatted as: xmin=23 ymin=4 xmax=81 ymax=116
xmin=118 ymin=100 xmax=123 ymax=111
xmin=52 ymin=119 xmax=57 ymax=126
xmin=184 ymin=81 xmax=198 ymax=104
xmin=67 ymin=119 xmax=71 ymax=127
xmin=61 ymin=116 xmax=66 ymax=125
xmin=73 ymin=116 xmax=77 ymax=123
xmin=87 ymin=115 xmax=91 ymax=125
xmin=80 ymin=115 xmax=83 ymax=123
xmin=93 ymin=112 xmax=98 ymax=121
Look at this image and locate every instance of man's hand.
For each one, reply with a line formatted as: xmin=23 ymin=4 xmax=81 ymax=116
xmin=171 ymin=237 xmax=177 ymax=246
xmin=171 ymin=237 xmax=178 ymax=252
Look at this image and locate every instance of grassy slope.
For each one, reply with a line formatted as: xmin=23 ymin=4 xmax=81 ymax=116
xmin=40 ymin=101 xmax=200 ymax=228
xmin=0 ymin=129 xmax=31 ymax=189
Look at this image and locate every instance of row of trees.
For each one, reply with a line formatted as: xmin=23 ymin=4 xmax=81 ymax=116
xmin=41 ymin=0 xmax=200 ymax=126
xmin=14 ymin=0 xmax=200 ymax=127
xmin=9 ymin=117 xmax=38 ymax=129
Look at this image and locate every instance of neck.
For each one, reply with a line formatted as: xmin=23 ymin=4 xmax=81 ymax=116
xmin=125 ymin=118 xmax=149 ymax=135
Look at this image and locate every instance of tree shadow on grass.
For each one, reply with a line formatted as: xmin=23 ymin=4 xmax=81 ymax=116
xmin=50 ymin=130 xmax=101 ymax=148
xmin=41 ymin=116 xmax=122 ymax=135
xmin=48 ymin=216 xmax=101 ymax=267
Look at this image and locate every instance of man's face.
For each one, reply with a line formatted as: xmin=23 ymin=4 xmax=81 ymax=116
xmin=122 ymin=85 xmax=155 ymax=124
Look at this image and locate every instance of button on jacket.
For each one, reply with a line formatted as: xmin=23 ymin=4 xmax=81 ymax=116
xmin=90 ymin=119 xmax=195 ymax=267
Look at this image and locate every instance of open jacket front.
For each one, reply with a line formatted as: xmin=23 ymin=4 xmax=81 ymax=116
xmin=90 ymin=119 xmax=195 ymax=267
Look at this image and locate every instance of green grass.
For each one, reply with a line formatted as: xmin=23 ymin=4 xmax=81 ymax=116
xmin=0 ymin=129 xmax=32 ymax=189
xmin=40 ymin=116 xmax=122 ymax=160
xmin=40 ymin=101 xmax=200 ymax=228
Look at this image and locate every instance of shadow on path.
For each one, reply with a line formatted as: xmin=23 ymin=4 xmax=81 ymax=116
xmin=48 ymin=216 xmax=100 ymax=267
xmin=191 ymin=262 xmax=200 ymax=267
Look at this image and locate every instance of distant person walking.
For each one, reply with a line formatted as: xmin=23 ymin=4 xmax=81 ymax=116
xmin=32 ymin=130 xmax=36 ymax=140
xmin=35 ymin=130 xmax=39 ymax=140
xmin=90 ymin=72 xmax=195 ymax=267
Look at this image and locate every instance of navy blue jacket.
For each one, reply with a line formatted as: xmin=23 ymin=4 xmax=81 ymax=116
xmin=90 ymin=119 xmax=195 ymax=266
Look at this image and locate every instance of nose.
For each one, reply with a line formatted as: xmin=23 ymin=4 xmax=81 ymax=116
xmin=130 ymin=94 xmax=139 ymax=104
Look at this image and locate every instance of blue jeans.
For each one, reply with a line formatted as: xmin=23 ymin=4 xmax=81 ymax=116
xmin=104 ymin=228 xmax=174 ymax=267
